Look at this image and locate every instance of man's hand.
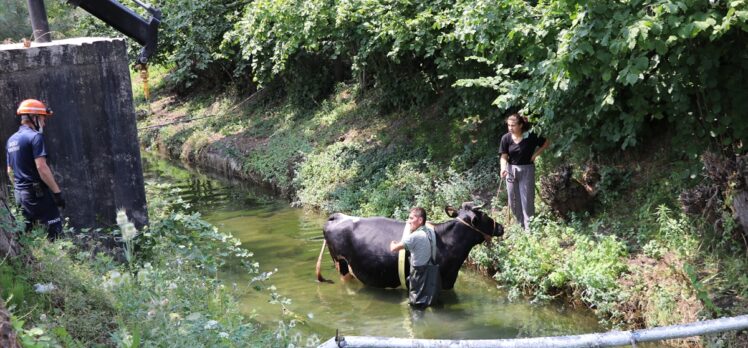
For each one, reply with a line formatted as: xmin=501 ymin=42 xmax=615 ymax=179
xmin=390 ymin=240 xmax=404 ymax=252
xmin=52 ymin=191 xmax=65 ymax=209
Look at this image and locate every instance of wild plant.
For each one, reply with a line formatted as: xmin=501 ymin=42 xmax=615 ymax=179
xmin=484 ymin=215 xmax=628 ymax=322
xmin=116 ymin=209 xmax=138 ymax=266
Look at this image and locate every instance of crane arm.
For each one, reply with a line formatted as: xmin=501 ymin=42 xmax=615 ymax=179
xmin=68 ymin=0 xmax=161 ymax=65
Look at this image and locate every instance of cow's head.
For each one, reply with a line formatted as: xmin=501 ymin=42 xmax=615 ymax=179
xmin=444 ymin=202 xmax=504 ymax=241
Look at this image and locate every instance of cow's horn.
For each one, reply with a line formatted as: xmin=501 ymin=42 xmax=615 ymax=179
xmin=473 ymin=202 xmax=485 ymax=209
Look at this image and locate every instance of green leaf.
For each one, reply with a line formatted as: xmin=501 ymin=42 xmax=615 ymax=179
xmin=692 ymin=17 xmax=717 ymax=34
xmin=27 ymin=327 xmax=44 ymax=336
xmin=654 ymin=39 xmax=668 ymax=54
xmin=634 ymin=56 xmax=649 ymax=71
xmin=602 ymin=70 xmax=612 ymax=82
xmin=677 ymin=23 xmax=695 ymax=38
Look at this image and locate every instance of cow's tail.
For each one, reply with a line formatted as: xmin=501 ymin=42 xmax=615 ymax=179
xmin=316 ymin=239 xmax=333 ymax=283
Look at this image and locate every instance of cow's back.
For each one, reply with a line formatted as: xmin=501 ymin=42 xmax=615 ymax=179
xmin=323 ymin=214 xmax=402 ymax=242
xmin=322 ymin=214 xmax=405 ymax=288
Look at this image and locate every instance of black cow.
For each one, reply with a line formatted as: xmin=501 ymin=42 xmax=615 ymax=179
xmin=315 ymin=202 xmax=504 ymax=289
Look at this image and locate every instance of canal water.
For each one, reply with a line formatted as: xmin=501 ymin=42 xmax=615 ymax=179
xmin=141 ymin=153 xmax=603 ymax=341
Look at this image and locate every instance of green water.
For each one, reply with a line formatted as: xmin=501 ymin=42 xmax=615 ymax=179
xmin=141 ymin=154 xmax=604 ymax=341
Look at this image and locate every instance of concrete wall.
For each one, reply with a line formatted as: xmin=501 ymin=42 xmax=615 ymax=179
xmin=0 ymin=38 xmax=148 ymax=230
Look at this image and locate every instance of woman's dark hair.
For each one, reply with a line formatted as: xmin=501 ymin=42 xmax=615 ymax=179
xmin=506 ymin=113 xmax=531 ymax=132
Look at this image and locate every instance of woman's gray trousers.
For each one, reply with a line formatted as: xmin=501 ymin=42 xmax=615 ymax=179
xmin=506 ymin=164 xmax=535 ymax=230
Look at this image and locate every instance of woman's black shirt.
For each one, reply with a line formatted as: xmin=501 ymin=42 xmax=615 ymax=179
xmin=499 ymin=132 xmax=547 ymax=165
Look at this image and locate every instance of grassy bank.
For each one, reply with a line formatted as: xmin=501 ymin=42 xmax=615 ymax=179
xmin=0 ymin=177 xmax=309 ymax=347
xmin=136 ymin=74 xmax=748 ymax=346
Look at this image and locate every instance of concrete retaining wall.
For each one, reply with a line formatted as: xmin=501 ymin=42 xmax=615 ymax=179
xmin=0 ymin=38 xmax=148 ymax=230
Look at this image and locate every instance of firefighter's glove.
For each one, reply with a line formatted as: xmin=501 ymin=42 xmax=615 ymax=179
xmin=53 ymin=192 xmax=65 ymax=209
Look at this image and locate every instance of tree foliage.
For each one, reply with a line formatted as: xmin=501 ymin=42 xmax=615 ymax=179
xmin=154 ymin=0 xmax=250 ymax=89
xmin=0 ymin=0 xmax=88 ymax=42
xmin=56 ymin=0 xmax=249 ymax=90
xmin=46 ymin=0 xmax=748 ymax=153
xmin=225 ymin=0 xmax=748 ymax=155
xmin=519 ymin=0 xmax=748 ymax=154
xmin=0 ymin=0 xmax=32 ymax=40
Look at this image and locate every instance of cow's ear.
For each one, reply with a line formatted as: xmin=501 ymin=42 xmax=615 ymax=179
xmin=445 ymin=206 xmax=458 ymax=218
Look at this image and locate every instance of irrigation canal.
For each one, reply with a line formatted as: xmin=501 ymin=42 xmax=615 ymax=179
xmin=141 ymin=153 xmax=613 ymax=342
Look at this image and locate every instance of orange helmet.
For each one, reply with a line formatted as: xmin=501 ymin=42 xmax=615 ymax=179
xmin=16 ymin=99 xmax=53 ymax=116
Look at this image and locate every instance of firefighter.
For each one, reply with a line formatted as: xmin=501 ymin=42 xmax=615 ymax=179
xmin=6 ymin=99 xmax=65 ymax=240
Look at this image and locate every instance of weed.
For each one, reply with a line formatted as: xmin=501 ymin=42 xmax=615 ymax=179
xmin=479 ymin=216 xmax=628 ymax=322
xmin=0 ymin=179 xmax=303 ymax=347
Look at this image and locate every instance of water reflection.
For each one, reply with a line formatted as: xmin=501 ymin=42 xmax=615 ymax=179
xmin=141 ymin=153 xmax=608 ymax=341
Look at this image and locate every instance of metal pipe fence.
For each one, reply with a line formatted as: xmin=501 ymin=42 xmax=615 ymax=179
xmin=319 ymin=314 xmax=748 ymax=348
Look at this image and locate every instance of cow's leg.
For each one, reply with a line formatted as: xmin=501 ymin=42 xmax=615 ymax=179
xmin=335 ymin=259 xmax=354 ymax=282
xmin=347 ymin=265 xmax=357 ymax=280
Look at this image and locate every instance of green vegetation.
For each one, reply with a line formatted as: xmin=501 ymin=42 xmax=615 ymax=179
xmin=226 ymin=0 xmax=747 ymax=155
xmin=0 ymin=180 xmax=303 ymax=347
xmin=9 ymin=0 xmax=748 ymax=157
xmin=0 ymin=0 xmax=89 ymax=42
xmin=137 ymin=79 xmax=746 ymax=345
xmin=5 ymin=0 xmax=748 ymax=345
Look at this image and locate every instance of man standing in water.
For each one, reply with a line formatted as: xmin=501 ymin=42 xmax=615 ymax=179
xmin=390 ymin=207 xmax=440 ymax=308
xmin=6 ymin=99 xmax=65 ymax=240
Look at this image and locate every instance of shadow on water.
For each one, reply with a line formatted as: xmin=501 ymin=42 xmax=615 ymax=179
xmin=141 ymin=152 xmax=620 ymax=342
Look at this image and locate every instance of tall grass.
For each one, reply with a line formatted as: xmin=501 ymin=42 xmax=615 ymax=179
xmin=1 ymin=179 xmax=305 ymax=347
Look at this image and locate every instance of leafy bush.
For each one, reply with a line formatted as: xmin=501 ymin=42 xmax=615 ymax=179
xmin=60 ymin=0 xmax=748 ymax=155
xmin=247 ymin=134 xmax=312 ymax=193
xmin=0 ymin=262 xmax=35 ymax=315
xmin=112 ymin=181 xmax=291 ymax=346
xmin=156 ymin=0 xmax=250 ymax=90
xmin=0 ymin=0 xmax=88 ymax=41
xmin=27 ymin=240 xmax=119 ymax=346
xmin=223 ymin=0 xmax=748 ymax=154
xmin=0 ymin=179 xmax=298 ymax=347
xmin=478 ymin=216 xmax=628 ymax=320
xmin=649 ymin=205 xmax=699 ymax=259
xmin=358 ymin=160 xmax=434 ymax=219
xmin=566 ymin=233 xmax=628 ymax=318
xmin=0 ymin=0 xmax=31 ymax=40
xmin=295 ymin=142 xmax=362 ymax=212
xmin=491 ymin=224 xmax=568 ymax=301
xmin=227 ymin=0 xmax=338 ymax=85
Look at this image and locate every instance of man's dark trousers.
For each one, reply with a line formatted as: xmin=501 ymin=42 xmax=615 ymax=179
xmin=14 ymin=186 xmax=61 ymax=240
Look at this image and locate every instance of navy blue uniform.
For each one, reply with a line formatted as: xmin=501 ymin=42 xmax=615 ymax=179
xmin=6 ymin=125 xmax=61 ymax=239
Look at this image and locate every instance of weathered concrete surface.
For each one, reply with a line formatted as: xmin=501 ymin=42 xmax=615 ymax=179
xmin=0 ymin=38 xmax=148 ymax=230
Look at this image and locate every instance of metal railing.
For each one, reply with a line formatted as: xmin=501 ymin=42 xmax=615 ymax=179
xmin=319 ymin=314 xmax=748 ymax=347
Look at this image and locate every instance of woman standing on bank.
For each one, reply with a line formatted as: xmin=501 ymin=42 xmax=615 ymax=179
xmin=499 ymin=114 xmax=549 ymax=230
